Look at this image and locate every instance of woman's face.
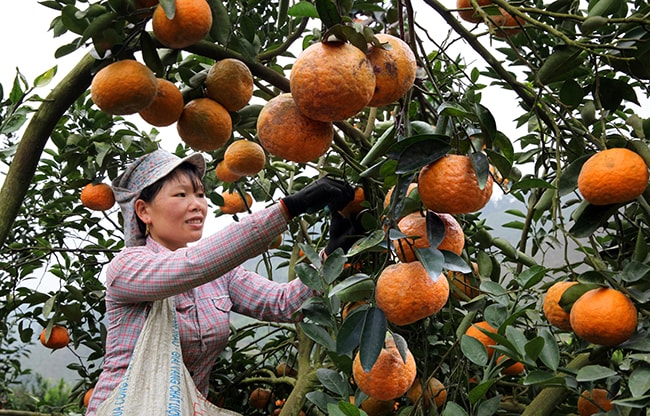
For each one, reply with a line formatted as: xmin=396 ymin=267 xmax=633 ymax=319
xmin=135 ymin=171 xmax=208 ymax=251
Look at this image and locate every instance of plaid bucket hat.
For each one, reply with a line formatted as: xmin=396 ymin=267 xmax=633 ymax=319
xmin=112 ymin=149 xmax=206 ymax=247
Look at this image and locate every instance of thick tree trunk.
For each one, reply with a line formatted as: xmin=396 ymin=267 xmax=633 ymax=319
xmin=0 ymin=53 xmax=95 ymax=249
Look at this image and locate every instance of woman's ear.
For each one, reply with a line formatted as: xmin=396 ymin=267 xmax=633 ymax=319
xmin=134 ymin=199 xmax=151 ymax=225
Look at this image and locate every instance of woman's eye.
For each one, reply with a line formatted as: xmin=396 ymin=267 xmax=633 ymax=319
xmin=176 ymin=192 xmax=186 ymax=197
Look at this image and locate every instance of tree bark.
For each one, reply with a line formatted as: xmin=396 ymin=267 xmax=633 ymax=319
xmin=0 ymin=53 xmax=95 ymax=249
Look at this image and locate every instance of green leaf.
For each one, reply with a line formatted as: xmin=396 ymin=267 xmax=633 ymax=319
xmin=576 ymin=365 xmax=617 ymax=381
xmin=622 ymin=260 xmax=650 ymax=283
xmin=538 ymin=328 xmax=560 ymax=371
xmin=442 ymin=402 xmax=469 ymax=416
xmin=523 ymin=370 xmax=566 ymax=386
xmin=288 ymin=1 xmax=319 ymax=18
xmin=468 ymin=379 xmax=496 ymax=404
xmin=474 ymin=103 xmax=497 ymax=142
xmin=536 ymin=46 xmax=586 ymax=85
xmin=34 ymin=66 xmax=57 ymax=88
xmin=629 ymin=365 xmax=650 ymax=397
xmin=61 ymin=5 xmax=88 ymax=35
xmin=470 ymin=151 xmax=490 ymax=189
xmin=476 ymin=395 xmax=502 ymax=416
xmin=569 ymin=202 xmax=621 ymax=238
xmin=597 ymin=77 xmax=639 ymax=111
xmin=295 ymin=262 xmax=324 ymax=292
xmin=524 ymin=336 xmax=545 ymax=362
xmin=559 ymin=79 xmax=585 ymax=108
xmin=140 ymin=32 xmax=164 ymax=77
xmin=317 ymin=368 xmax=349 ymax=397
xmin=359 ymin=307 xmax=387 ymax=372
xmin=160 ymin=0 xmax=176 ymax=18
xmin=509 ymin=177 xmax=555 ymax=192
xmin=461 ymin=334 xmax=489 ymax=366
xmin=516 ymin=265 xmax=546 ymax=290
xmin=323 ymin=249 xmax=347 ymax=284
xmin=81 ymin=11 xmax=117 ymax=44
xmin=299 ymin=321 xmax=335 ymax=351
xmin=302 ymin=297 xmax=335 ymax=328
xmin=207 ymin=0 xmax=230 ymax=44
xmin=306 ymin=391 xmax=338 ymax=413
xmin=347 ymin=229 xmax=385 ymax=256
xmin=315 ymin=0 xmax=342 ymax=28
xmin=416 ymin=246 xmax=445 ymax=279
xmin=393 ymin=135 xmax=452 ymax=174
xmin=426 ymin=211 xmax=445 ymax=248
xmin=329 ymin=274 xmax=374 ymax=302
xmin=443 ymin=251 xmax=472 ymax=273
xmin=336 ymin=306 xmax=365 ymax=354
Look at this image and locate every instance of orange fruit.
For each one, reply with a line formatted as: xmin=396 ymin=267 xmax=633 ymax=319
xmin=577 ymin=388 xmax=614 ymax=416
xmin=177 ymin=98 xmax=232 ymax=151
xmin=366 ymin=33 xmax=417 ymax=108
xmin=222 ymin=140 xmax=266 ymax=176
xmin=138 ymin=78 xmax=185 ymax=127
xmin=352 ymin=334 xmax=417 ymax=401
xmin=406 ymin=377 xmax=447 ymax=409
xmin=81 ymin=183 xmax=115 ymax=211
xmin=275 ymin=362 xmax=298 ymax=377
xmin=497 ymin=356 xmax=525 ymax=376
xmin=359 ymin=396 xmax=396 ymax=415
xmin=375 ymin=261 xmax=449 ymax=326
xmin=219 ymin=190 xmax=253 ymax=215
xmin=249 ymin=387 xmax=273 ymax=409
xmin=257 ymin=93 xmax=333 ymax=163
xmin=393 ymin=211 xmax=464 ymax=262
xmin=489 ymin=8 xmax=526 ymax=38
xmin=339 ymin=187 xmax=365 ymax=218
xmin=152 ymin=0 xmax=212 ymax=49
xmin=290 ymin=41 xmax=376 ymax=122
xmin=268 ymin=234 xmax=283 ymax=249
xmin=90 ymin=59 xmax=157 ymax=115
xmin=447 ymin=262 xmax=481 ymax=300
xmin=39 ymin=325 xmax=70 ymax=350
xmin=205 ymin=58 xmax=254 ymax=112
xmin=384 ymin=183 xmax=418 ymax=209
xmin=456 ymin=0 xmax=493 ymax=23
xmin=464 ymin=321 xmax=498 ymax=358
xmin=570 ymin=287 xmax=638 ymax=346
xmin=577 ymin=148 xmax=649 ymax=205
xmin=418 ymin=154 xmax=494 ymax=214
xmin=543 ymin=280 xmax=578 ymax=331
xmin=83 ymin=388 xmax=94 ymax=407
xmin=215 ymin=161 xmax=241 ymax=183
xmin=341 ymin=300 xmax=369 ymax=320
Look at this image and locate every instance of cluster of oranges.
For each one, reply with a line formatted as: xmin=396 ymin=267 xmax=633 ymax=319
xmin=455 ymin=0 xmax=526 ymax=38
xmin=543 ymin=280 xmax=638 ymax=347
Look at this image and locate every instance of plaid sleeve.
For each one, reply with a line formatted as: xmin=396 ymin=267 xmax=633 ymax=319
xmin=228 ymin=267 xmax=315 ymax=322
xmin=106 ymin=204 xmax=289 ymax=303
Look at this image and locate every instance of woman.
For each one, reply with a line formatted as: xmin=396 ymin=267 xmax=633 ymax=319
xmin=85 ymin=149 xmax=355 ymax=414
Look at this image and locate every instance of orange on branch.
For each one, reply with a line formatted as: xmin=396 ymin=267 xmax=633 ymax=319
xmin=138 ymin=78 xmax=185 ymax=127
xmin=447 ymin=262 xmax=481 ymax=300
xmin=543 ymin=280 xmax=578 ymax=331
xmin=222 ymin=140 xmax=266 ymax=177
xmin=418 ymin=154 xmax=493 ymax=214
xmin=456 ymin=0 xmax=493 ymax=23
xmin=152 ymin=0 xmax=212 ymax=49
xmin=215 ymin=161 xmax=241 ymax=183
xmin=257 ymin=93 xmax=333 ymax=163
xmin=83 ymin=388 xmax=94 ymax=407
xmin=249 ymin=387 xmax=273 ymax=409
xmin=290 ymin=41 xmax=375 ymax=122
xmin=497 ymin=356 xmax=525 ymax=376
xmin=406 ymin=377 xmax=447 ymax=409
xmin=464 ymin=320 xmax=498 ymax=358
xmin=205 ymin=58 xmax=254 ymax=112
xmin=177 ymin=98 xmax=232 ymax=151
xmin=577 ymin=147 xmax=649 ymax=205
xmin=570 ymin=287 xmax=638 ymax=346
xmin=375 ymin=261 xmax=449 ymax=326
xmin=219 ymin=190 xmax=253 ymax=215
xmin=359 ymin=396 xmax=397 ymax=415
xmin=81 ymin=182 xmax=115 ymax=211
xmin=39 ymin=325 xmax=70 ymax=350
xmin=366 ymin=33 xmax=417 ymax=107
xmin=339 ymin=187 xmax=366 ymax=218
xmin=352 ymin=335 xmax=417 ymax=401
xmin=384 ymin=183 xmax=418 ymax=209
xmin=393 ymin=211 xmax=464 ymax=263
xmin=577 ymin=389 xmax=614 ymax=416
xmin=490 ymin=8 xmax=526 ymax=38
xmin=90 ymin=59 xmax=157 ymax=115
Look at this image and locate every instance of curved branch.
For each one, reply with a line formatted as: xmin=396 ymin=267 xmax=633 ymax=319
xmin=0 ymin=53 xmax=95 ymax=249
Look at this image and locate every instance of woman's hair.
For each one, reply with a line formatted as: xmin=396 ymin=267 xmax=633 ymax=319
xmin=135 ymin=162 xmax=204 ymax=236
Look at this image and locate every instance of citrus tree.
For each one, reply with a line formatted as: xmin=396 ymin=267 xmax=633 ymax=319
xmin=0 ymin=0 xmax=649 ymax=415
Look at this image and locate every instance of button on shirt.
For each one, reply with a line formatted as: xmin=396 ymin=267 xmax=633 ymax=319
xmin=86 ymin=205 xmax=313 ymax=415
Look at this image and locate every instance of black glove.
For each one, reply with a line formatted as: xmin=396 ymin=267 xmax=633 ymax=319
xmin=281 ymin=177 xmax=355 ymax=218
xmin=325 ymin=209 xmax=367 ymax=255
